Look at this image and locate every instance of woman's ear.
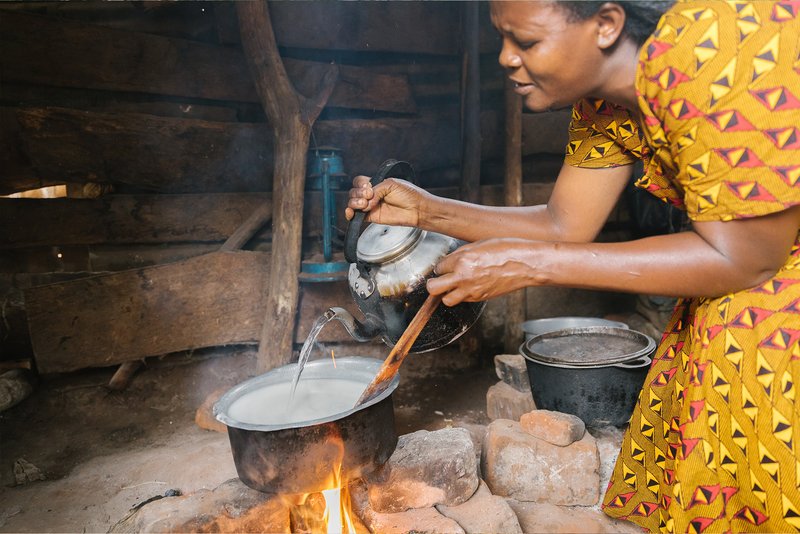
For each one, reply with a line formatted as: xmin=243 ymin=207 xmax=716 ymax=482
xmin=595 ymin=2 xmax=627 ymax=49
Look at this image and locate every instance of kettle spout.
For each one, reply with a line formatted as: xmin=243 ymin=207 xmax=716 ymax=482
xmin=327 ymin=307 xmax=383 ymax=342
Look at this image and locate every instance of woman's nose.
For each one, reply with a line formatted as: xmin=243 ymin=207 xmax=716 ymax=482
xmin=498 ymin=41 xmax=522 ymax=70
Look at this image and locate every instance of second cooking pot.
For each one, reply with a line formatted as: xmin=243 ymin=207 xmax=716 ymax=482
xmin=521 ymin=316 xmax=628 ymax=342
xmin=520 ymin=326 xmax=656 ymax=427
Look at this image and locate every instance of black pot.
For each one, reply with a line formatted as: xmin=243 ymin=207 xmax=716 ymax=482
xmin=214 ymin=357 xmax=398 ymax=495
xmin=520 ymin=327 xmax=656 ymax=427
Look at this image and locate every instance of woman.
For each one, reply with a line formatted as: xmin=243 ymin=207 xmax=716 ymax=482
xmin=347 ymin=1 xmax=800 ymax=531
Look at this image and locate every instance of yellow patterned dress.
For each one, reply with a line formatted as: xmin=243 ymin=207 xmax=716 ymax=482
xmin=564 ymin=1 xmax=800 ymax=532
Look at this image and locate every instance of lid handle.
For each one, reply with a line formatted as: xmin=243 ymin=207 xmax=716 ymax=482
xmin=344 ymin=160 xmax=415 ymax=264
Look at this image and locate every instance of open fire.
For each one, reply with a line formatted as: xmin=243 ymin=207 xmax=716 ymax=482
xmin=287 ymin=465 xmax=363 ymax=534
xmin=284 ymin=424 xmax=366 ymax=534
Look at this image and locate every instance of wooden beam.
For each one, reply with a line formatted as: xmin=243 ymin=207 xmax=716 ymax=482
xmin=10 ymin=106 xmax=459 ymax=195
xmin=460 ymin=1 xmax=481 ymax=204
xmin=0 ymin=2 xmax=501 ymax=56
xmin=0 ymin=185 xmax=498 ymax=251
xmin=0 ymin=10 xmax=416 ymax=113
xmin=0 ymin=107 xmax=46 ymax=195
xmin=25 ymin=251 xmax=269 ymax=374
xmin=0 ymin=194 xmax=270 ymax=249
xmin=1 ymin=272 xmax=108 ymax=360
xmin=236 ymin=1 xmax=334 ymax=373
xmin=503 ymin=79 xmax=525 ymax=354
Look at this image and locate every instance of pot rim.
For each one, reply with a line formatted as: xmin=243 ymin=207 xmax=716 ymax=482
xmin=520 ymin=326 xmax=656 ymax=369
xmin=213 ymin=356 xmax=398 ymax=432
xmin=521 ymin=316 xmax=629 ymax=337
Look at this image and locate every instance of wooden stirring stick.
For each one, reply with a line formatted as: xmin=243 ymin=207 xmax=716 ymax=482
xmin=355 ymin=292 xmax=443 ymax=407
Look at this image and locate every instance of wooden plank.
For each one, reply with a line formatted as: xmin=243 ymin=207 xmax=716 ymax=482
xmin=0 ymin=2 xmax=478 ymax=55
xmin=0 ymin=184 xmax=552 ymax=252
xmin=0 ymin=272 xmax=102 ymax=360
xmin=0 ymin=11 xmax=416 ymax=113
xmin=0 ymin=108 xmax=47 ymax=196
xmin=1 ymin=82 xmax=241 ymax=122
xmin=0 ymin=194 xmax=270 ymax=249
xmin=25 ymin=251 xmax=270 ymax=373
xmin=0 ymin=2 xmax=220 ymax=43
xmin=13 ymin=107 xmax=459 ymax=194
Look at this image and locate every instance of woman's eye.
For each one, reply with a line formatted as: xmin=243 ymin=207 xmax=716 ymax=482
xmin=518 ymin=41 xmax=537 ymax=50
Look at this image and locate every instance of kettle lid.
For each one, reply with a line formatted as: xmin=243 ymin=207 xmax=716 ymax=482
xmin=356 ymin=224 xmax=423 ymax=263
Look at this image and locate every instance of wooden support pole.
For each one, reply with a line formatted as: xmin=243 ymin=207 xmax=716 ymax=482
xmin=503 ymin=78 xmax=526 ymax=354
xmin=459 ymin=1 xmax=481 ymax=204
xmin=237 ymin=1 xmax=337 ymax=373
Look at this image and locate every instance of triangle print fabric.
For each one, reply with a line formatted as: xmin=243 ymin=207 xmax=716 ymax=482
xmin=561 ymin=1 xmax=800 ymax=532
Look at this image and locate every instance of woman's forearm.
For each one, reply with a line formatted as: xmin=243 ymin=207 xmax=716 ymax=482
xmin=429 ymin=208 xmax=800 ymax=305
xmin=418 ymin=195 xmax=555 ymax=242
xmin=417 ymin=163 xmax=634 ymax=244
xmin=532 ymin=234 xmax=759 ymax=298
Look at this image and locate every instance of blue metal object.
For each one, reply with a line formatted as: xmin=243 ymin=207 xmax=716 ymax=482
xmin=301 ymin=147 xmax=350 ymax=282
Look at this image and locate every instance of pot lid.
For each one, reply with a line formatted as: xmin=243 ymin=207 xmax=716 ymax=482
xmin=357 ymin=223 xmax=423 ymax=264
xmin=521 ymin=326 xmax=655 ymax=367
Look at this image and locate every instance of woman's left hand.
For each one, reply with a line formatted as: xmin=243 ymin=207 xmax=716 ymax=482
xmin=426 ymin=238 xmax=540 ymax=306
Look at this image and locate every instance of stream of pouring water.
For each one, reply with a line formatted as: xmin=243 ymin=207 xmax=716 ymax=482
xmin=287 ymin=312 xmax=336 ymax=407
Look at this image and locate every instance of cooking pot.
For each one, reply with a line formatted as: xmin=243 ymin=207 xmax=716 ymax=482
xmin=333 ymin=159 xmax=485 ymax=353
xmin=214 ymin=357 xmax=398 ymax=495
xmin=520 ymin=326 xmax=656 ymax=427
xmin=521 ymin=316 xmax=628 ymax=342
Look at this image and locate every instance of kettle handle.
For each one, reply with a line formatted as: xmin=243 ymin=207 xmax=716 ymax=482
xmin=344 ymin=159 xmax=416 ymax=264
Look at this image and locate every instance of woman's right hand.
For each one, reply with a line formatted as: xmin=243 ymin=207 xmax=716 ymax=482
xmin=345 ymin=176 xmax=429 ymax=227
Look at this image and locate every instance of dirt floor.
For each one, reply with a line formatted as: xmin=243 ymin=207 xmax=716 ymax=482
xmin=0 ymin=343 xmax=497 ymax=533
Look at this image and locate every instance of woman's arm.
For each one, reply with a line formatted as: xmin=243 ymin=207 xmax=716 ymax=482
xmin=346 ymin=163 xmax=634 ymax=243
xmin=428 ymin=205 xmax=800 ymax=306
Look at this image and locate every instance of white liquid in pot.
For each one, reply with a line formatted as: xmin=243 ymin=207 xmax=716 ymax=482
xmin=226 ymin=378 xmax=366 ymax=426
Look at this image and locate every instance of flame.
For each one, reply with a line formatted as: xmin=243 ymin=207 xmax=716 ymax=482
xmin=287 ymin=429 xmax=362 ymax=533
xmin=321 ymin=485 xmax=357 ymax=534
xmin=289 ymin=476 xmax=359 ymax=533
xmin=330 ymin=348 xmax=337 ymax=368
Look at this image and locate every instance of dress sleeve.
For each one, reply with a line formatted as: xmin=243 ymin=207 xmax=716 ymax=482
xmin=636 ymin=1 xmax=800 ymax=222
xmin=564 ymin=99 xmax=641 ymax=169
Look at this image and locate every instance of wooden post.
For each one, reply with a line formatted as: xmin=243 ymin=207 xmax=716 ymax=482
xmin=503 ymin=78 xmax=525 ymax=354
xmin=237 ymin=1 xmax=337 ymax=373
xmin=460 ymin=1 xmax=481 ymax=204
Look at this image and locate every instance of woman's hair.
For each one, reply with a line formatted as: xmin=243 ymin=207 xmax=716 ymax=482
xmin=557 ymin=1 xmax=675 ymax=45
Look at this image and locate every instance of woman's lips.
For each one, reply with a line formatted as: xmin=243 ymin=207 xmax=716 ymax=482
xmin=512 ymin=82 xmax=535 ymax=95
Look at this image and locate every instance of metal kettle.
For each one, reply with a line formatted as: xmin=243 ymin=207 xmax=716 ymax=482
xmin=329 ymin=160 xmax=485 ymax=353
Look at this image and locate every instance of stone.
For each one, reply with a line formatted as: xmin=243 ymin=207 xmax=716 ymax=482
xmin=486 ymin=381 xmax=536 ymax=421
xmin=0 ymin=369 xmax=34 ymax=412
xmin=482 ymin=419 xmax=600 ymax=505
xmin=351 ymin=480 xmax=465 ymax=534
xmin=451 ymin=422 xmax=487 ymax=467
xmin=520 ymin=410 xmax=585 ymax=447
xmin=108 ymin=478 xmax=290 ymax=533
xmin=13 ymin=458 xmax=46 ymax=485
xmin=591 ymin=425 xmax=625 ymax=494
xmin=506 ymin=500 xmax=642 ymax=534
xmin=366 ymin=427 xmax=480 ymax=513
xmin=494 ymin=354 xmax=531 ymax=392
xmin=437 ymin=480 xmax=522 ymax=534
xmin=194 ymin=387 xmax=228 ymax=434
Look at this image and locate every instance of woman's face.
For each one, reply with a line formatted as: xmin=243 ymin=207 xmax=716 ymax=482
xmin=490 ymin=1 xmax=607 ymax=112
